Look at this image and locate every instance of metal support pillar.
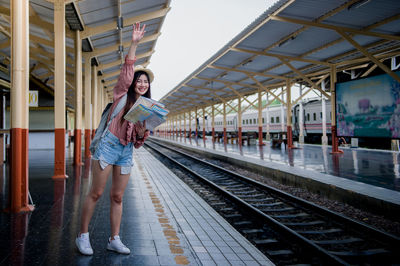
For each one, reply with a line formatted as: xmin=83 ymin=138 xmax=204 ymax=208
xmin=84 ymin=57 xmax=92 ymax=158
xmin=74 ymin=30 xmax=83 ymax=165
xmin=53 ymin=0 xmax=68 ymax=179
xmin=9 ymin=0 xmax=33 ymax=212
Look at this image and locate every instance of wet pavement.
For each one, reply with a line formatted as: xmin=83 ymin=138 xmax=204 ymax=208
xmin=163 ymin=135 xmax=400 ymax=193
xmin=0 ymin=147 xmax=272 ymax=266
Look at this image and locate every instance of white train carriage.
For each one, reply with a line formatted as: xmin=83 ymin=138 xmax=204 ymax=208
xmin=174 ymin=99 xmax=333 ymax=142
xmin=293 ymin=99 xmax=332 ymax=135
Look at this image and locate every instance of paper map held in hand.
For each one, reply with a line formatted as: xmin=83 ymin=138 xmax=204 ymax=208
xmin=123 ymin=96 xmax=169 ymax=130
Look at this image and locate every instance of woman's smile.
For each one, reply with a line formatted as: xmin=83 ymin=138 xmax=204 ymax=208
xmin=135 ymin=74 xmax=149 ymax=95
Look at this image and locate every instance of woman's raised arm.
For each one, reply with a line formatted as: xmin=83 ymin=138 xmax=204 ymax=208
xmin=127 ymin=22 xmax=146 ymax=60
xmin=113 ymin=22 xmax=146 ymax=100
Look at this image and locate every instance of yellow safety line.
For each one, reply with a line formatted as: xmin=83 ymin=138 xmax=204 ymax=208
xmin=136 ymin=160 xmax=190 ymax=265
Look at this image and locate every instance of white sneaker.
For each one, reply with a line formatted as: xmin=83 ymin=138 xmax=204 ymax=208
xmin=75 ymin=232 xmax=94 ymax=255
xmin=107 ymin=235 xmax=130 ymax=254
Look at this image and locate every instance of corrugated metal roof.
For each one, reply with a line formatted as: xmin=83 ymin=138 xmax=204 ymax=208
xmin=0 ymin=0 xmax=170 ymax=107
xmin=160 ymin=0 xmax=400 ymax=116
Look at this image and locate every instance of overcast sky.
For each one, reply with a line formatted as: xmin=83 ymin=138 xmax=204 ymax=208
xmin=148 ymin=0 xmax=277 ymax=101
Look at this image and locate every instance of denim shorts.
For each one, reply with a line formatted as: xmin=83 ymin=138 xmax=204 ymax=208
xmin=92 ymin=129 xmax=134 ymax=175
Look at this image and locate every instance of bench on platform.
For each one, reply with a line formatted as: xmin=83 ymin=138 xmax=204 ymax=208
xmin=272 ymin=138 xmax=287 ymax=149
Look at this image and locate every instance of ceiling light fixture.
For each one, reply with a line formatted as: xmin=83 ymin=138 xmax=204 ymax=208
xmin=242 ymin=59 xmax=253 ymax=67
xmin=278 ymin=36 xmax=296 ymax=47
xmin=348 ymin=0 xmax=371 ymax=10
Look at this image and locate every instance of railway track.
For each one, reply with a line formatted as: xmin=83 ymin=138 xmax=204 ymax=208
xmin=145 ymin=139 xmax=400 ymax=265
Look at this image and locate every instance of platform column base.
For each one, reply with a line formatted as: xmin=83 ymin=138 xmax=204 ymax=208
xmin=391 ymin=140 xmax=399 ymax=151
xmin=321 ymin=136 xmax=328 ymax=145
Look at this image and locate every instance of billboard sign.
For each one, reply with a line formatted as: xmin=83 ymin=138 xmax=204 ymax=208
xmin=336 ymin=71 xmax=400 ymax=138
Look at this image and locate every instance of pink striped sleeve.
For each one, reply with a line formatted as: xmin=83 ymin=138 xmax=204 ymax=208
xmin=113 ymin=56 xmax=136 ymax=101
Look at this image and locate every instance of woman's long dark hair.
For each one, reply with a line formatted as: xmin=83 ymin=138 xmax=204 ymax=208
xmin=120 ymin=70 xmax=151 ymax=125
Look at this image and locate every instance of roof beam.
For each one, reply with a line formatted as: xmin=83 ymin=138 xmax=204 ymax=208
xmin=195 ymin=76 xmax=260 ymax=90
xmin=85 ymin=33 xmax=160 ymax=58
xmin=0 ymin=28 xmax=74 ymax=54
xmin=279 ymin=58 xmax=330 ymax=98
xmin=337 ymin=30 xmax=400 ymax=84
xmin=247 ymin=75 xmax=286 ymax=105
xmin=102 ymin=70 xmax=120 ymax=80
xmin=270 ymin=15 xmax=400 ymax=41
xmin=81 ymin=8 xmax=170 ymax=39
xmin=209 ymin=65 xmax=285 ymax=80
xmin=230 ymin=47 xmax=332 ymax=66
xmin=31 ymin=47 xmax=74 ymax=66
xmin=98 ymin=50 xmax=154 ymax=71
xmin=225 ymin=84 xmax=257 ymax=109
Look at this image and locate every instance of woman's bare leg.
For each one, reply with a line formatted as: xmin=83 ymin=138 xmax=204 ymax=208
xmin=79 ymin=160 xmax=113 ymax=234
xmin=109 ymin=166 xmax=131 ymax=238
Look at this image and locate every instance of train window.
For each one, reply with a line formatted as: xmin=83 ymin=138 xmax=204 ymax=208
xmin=320 ymin=112 xmax=322 ymax=119
xmin=276 ymin=116 xmax=280 ymax=123
xmin=307 ymin=113 xmax=310 ymax=121
xmin=271 ymin=117 xmax=274 ymax=123
xmin=262 ymin=118 xmax=264 ymax=123
xmin=253 ymin=118 xmax=256 ymax=124
xmin=246 ymin=119 xmax=249 ymax=124
xmin=313 ymin=113 xmax=316 ymax=121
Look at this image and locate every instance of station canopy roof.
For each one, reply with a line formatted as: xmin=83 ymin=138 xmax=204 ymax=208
xmin=160 ymin=0 xmax=400 ymax=116
xmin=0 ymin=0 xmax=170 ymax=106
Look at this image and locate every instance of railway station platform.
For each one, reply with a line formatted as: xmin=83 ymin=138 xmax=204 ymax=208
xmin=152 ymin=136 xmax=400 ymax=218
xmin=0 ymin=148 xmax=273 ymax=266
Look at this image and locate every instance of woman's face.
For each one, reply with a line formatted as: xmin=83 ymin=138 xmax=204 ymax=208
xmin=134 ymin=74 xmax=149 ymax=95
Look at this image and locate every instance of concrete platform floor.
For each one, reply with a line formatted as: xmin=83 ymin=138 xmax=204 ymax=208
xmin=161 ymin=136 xmax=400 ymax=193
xmin=0 ymin=147 xmax=273 ymax=266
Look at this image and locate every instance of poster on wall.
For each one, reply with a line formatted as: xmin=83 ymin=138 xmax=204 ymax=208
xmin=336 ymin=71 xmax=400 ymax=138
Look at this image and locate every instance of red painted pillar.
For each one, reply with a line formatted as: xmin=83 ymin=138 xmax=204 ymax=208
xmin=74 ymin=129 xmax=82 ymax=165
xmin=91 ymin=129 xmax=95 ymax=140
xmin=258 ymin=126 xmax=263 ymax=146
xmin=238 ymin=127 xmax=242 ymax=146
xmin=223 ymin=127 xmax=227 ymax=145
xmin=331 ymin=125 xmax=343 ymax=153
xmin=287 ymin=125 xmax=294 ymax=149
xmin=212 ymin=127 xmax=215 ymax=143
xmin=54 ymin=129 xmax=68 ymax=179
xmin=85 ymin=129 xmax=91 ymax=158
xmin=10 ymin=129 xmax=33 ymax=212
xmin=203 ymin=128 xmax=205 ymax=140
xmin=9 ymin=0 xmax=33 ymax=213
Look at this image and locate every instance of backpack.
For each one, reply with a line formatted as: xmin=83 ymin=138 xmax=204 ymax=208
xmin=89 ymin=95 xmax=127 ymax=154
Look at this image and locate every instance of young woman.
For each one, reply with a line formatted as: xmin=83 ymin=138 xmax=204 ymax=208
xmin=76 ymin=22 xmax=152 ymax=255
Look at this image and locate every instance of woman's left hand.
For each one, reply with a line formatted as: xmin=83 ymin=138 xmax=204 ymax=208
xmin=135 ymin=121 xmax=148 ymax=139
xmin=132 ymin=22 xmax=146 ymax=44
